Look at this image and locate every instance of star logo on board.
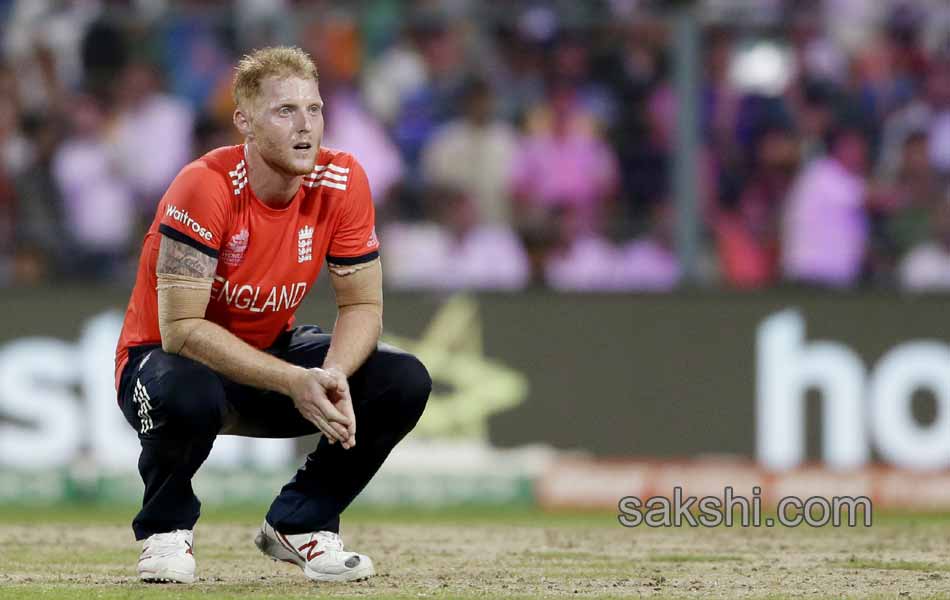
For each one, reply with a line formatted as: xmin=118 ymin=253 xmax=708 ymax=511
xmin=384 ymin=295 xmax=527 ymax=440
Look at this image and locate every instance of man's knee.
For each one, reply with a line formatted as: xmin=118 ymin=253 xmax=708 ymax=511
xmin=385 ymin=351 xmax=431 ymax=428
xmin=136 ymin=354 xmax=226 ymax=438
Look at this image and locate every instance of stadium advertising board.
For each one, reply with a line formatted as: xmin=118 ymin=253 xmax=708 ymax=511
xmin=2 ymin=287 xmax=950 ymax=507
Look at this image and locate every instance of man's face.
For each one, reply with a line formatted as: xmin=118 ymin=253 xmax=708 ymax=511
xmin=243 ymin=75 xmax=324 ymax=176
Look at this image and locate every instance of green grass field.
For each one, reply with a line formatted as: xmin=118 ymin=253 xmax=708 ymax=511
xmin=3 ymin=504 xmax=950 ymax=599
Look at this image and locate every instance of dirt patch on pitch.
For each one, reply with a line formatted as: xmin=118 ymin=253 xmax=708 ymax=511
xmin=3 ymin=520 xmax=950 ymax=598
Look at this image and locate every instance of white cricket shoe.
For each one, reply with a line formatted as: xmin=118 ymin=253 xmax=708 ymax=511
xmin=137 ymin=529 xmax=196 ymax=583
xmin=254 ymin=520 xmax=375 ymax=582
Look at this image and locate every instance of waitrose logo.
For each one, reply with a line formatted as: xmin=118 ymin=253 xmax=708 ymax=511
xmin=165 ymin=204 xmax=213 ymax=242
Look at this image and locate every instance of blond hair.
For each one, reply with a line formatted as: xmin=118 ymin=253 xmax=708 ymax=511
xmin=233 ymin=46 xmax=319 ymax=110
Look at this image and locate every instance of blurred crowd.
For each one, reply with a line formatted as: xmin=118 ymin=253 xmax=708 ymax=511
xmin=5 ymin=0 xmax=950 ymax=292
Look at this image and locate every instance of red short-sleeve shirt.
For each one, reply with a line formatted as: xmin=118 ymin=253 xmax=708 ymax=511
xmin=114 ymin=145 xmax=379 ymax=387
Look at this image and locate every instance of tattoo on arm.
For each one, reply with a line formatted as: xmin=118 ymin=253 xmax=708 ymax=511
xmin=157 ymin=235 xmax=218 ymax=278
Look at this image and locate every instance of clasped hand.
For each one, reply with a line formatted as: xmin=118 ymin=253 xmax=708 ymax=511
xmin=288 ymin=366 xmax=356 ymax=449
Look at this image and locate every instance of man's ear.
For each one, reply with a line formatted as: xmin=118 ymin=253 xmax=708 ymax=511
xmin=233 ymin=108 xmax=253 ymax=139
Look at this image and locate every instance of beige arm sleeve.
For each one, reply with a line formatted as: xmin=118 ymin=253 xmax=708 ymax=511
xmin=156 ymin=273 xmax=212 ymax=354
xmin=323 ymin=258 xmax=383 ymax=376
xmin=328 ymin=258 xmax=383 ymax=319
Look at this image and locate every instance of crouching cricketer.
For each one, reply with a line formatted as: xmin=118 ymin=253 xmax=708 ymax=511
xmin=113 ymin=46 xmax=430 ymax=583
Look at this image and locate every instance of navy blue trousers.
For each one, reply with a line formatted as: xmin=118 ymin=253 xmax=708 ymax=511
xmin=117 ymin=325 xmax=430 ymax=540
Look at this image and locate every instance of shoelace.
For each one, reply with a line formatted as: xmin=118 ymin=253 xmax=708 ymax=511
xmin=145 ymin=530 xmax=192 ymax=558
xmin=312 ymin=531 xmax=344 ymax=552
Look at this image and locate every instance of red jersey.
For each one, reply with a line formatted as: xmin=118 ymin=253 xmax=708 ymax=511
xmin=114 ymin=144 xmax=379 ymax=387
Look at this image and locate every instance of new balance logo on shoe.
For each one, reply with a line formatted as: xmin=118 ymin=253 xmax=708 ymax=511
xmin=297 ymin=538 xmax=325 ymax=561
